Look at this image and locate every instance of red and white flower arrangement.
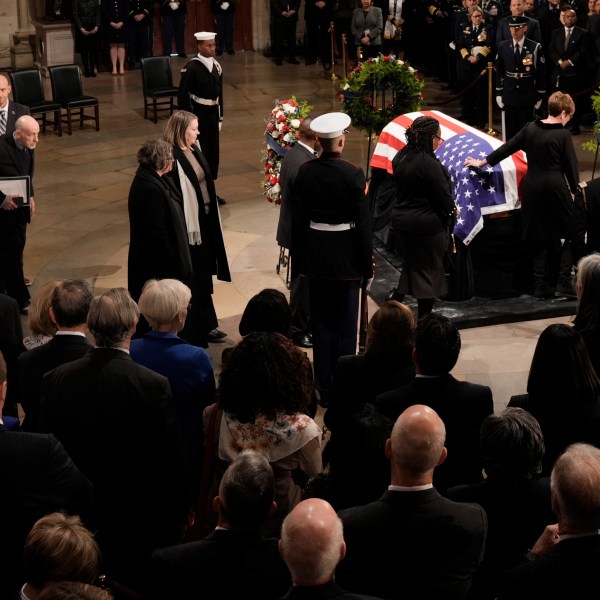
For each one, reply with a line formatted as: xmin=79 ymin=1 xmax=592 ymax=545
xmin=262 ymin=96 xmax=313 ymax=205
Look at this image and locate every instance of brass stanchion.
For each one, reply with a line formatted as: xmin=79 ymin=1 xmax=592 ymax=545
xmin=486 ymin=61 xmax=498 ymax=137
xmin=329 ymin=21 xmax=338 ymax=81
xmin=356 ymin=45 xmax=363 ymax=64
xmin=341 ymin=33 xmax=347 ymax=78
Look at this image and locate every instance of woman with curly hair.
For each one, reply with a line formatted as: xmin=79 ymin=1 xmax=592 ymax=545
xmin=205 ymin=331 xmax=321 ymax=536
xmin=387 ymin=116 xmax=456 ymax=317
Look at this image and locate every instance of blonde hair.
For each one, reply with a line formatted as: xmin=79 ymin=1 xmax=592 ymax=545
xmin=163 ymin=110 xmax=198 ymax=149
xmin=28 ymin=280 xmax=61 ymax=337
xmin=138 ymin=279 xmax=192 ymax=329
xmin=23 ymin=513 xmax=101 ymax=589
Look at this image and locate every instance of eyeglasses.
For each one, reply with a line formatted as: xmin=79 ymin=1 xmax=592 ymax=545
xmin=342 ymin=129 xmax=349 ymax=134
xmin=434 ymin=134 xmax=444 ymax=143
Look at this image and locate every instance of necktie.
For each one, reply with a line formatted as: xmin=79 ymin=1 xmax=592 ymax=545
xmin=564 ymin=28 xmax=571 ymax=50
xmin=0 ymin=111 xmax=6 ymax=136
xmin=514 ymin=43 xmax=521 ymax=64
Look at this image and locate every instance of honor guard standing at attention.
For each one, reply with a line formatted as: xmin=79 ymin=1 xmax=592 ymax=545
xmin=178 ymin=31 xmax=227 ymax=204
xmin=292 ymin=113 xmax=373 ymax=398
xmin=496 ymin=15 xmax=546 ymax=140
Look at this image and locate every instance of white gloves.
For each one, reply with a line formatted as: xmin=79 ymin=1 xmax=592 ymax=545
xmin=219 ymin=121 xmax=222 ymax=132
xmin=534 ymin=99 xmax=542 ymax=110
xmin=496 ymin=96 xmax=504 ymax=109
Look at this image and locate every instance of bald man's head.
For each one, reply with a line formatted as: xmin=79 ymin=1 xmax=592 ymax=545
xmin=387 ymin=405 xmax=447 ymax=479
xmin=15 ymin=115 xmax=40 ymax=150
xmin=280 ymin=499 xmax=345 ymax=585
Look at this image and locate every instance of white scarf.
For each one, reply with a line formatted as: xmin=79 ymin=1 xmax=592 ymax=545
xmin=176 ymin=157 xmax=202 ymax=245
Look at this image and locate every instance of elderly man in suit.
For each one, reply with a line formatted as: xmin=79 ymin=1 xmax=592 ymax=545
xmin=17 ymin=279 xmax=94 ymax=432
xmin=0 ymin=115 xmax=39 ymax=314
xmin=375 ymin=313 xmax=493 ymax=492
xmin=0 ymin=351 xmax=92 ymax=600
xmin=148 ymin=451 xmax=291 ymax=600
xmin=337 ymin=405 xmax=487 ymax=600
xmin=498 ymin=443 xmax=600 ymax=598
xmin=280 ymin=498 xmax=383 ymax=600
xmin=39 ymin=287 xmax=190 ymax=593
xmin=276 ymin=117 xmax=319 ymax=349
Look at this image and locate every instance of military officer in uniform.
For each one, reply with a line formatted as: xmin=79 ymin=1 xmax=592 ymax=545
xmin=178 ymin=31 xmax=227 ymax=204
xmin=292 ymin=113 xmax=373 ymax=397
xmin=496 ymin=15 xmax=546 ymax=140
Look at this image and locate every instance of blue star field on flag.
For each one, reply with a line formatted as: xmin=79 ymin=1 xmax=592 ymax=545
xmin=435 ymin=133 xmax=509 ymax=245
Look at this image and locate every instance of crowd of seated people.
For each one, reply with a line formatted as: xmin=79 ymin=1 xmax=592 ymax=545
xmin=4 ymin=254 xmax=600 ymax=599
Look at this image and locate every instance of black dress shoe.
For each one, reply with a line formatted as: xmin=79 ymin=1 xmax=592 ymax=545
xmin=274 ymin=58 xmax=283 ymax=65
xmin=217 ymin=195 xmax=227 ymax=205
xmin=305 ymin=59 xmax=316 ymax=65
xmin=177 ymin=52 xmax=187 ymax=58
xmin=385 ymin=288 xmax=404 ymax=302
xmin=294 ymin=334 xmax=313 ymax=348
xmin=288 ymin=57 xmax=300 ymax=64
xmin=226 ymin=48 xmax=235 ymax=55
xmin=208 ymin=328 xmax=227 ymax=342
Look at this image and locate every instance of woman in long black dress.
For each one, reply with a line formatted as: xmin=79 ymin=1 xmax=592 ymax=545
xmin=163 ymin=110 xmax=231 ymax=346
xmin=464 ymin=91 xmax=579 ymax=299
xmin=388 ymin=116 xmax=457 ymax=318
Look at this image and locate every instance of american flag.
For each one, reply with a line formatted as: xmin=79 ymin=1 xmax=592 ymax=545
xmin=370 ymin=110 xmax=528 ymax=245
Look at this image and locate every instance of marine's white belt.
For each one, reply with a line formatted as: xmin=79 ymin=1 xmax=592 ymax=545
xmin=310 ymin=221 xmax=354 ymax=231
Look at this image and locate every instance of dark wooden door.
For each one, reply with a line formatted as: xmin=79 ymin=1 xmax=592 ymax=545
xmin=152 ymin=0 xmax=253 ymax=55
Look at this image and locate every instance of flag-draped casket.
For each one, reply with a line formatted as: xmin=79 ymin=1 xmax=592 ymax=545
xmin=370 ymin=110 xmax=528 ymax=245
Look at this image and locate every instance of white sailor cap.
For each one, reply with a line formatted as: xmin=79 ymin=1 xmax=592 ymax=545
xmin=310 ymin=112 xmax=351 ymax=138
xmin=194 ymin=31 xmax=216 ymax=41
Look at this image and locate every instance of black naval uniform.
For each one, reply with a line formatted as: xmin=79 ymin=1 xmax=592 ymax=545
xmin=292 ymin=151 xmax=373 ymax=393
xmin=178 ymin=56 xmax=223 ymax=179
xmin=456 ymin=22 xmax=493 ymax=127
xmin=496 ymin=37 xmax=545 ymax=140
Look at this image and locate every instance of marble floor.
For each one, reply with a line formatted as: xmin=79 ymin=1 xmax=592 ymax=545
xmin=22 ymin=51 xmax=591 ymax=415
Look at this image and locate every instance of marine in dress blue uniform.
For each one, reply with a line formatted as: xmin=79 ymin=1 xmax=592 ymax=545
xmin=292 ymin=113 xmax=373 ymax=394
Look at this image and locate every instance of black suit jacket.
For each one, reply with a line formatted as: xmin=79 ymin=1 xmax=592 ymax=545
xmin=277 ymin=142 xmax=316 ymax=249
xmin=375 ymin=374 xmax=493 ymax=491
xmin=337 ymin=488 xmax=487 ymax=600
xmin=39 ymin=347 xmax=190 ymax=589
xmin=0 ymin=292 xmax=24 ymax=413
xmin=497 ymin=536 xmax=600 ymax=599
xmin=148 ymin=529 xmax=291 ymax=600
xmin=17 ymin=333 xmax=93 ymax=432
xmin=0 ymin=425 xmax=92 ymax=599
xmin=548 ymin=25 xmax=591 ymax=84
xmin=5 ymin=101 xmax=30 ymax=136
xmin=280 ymin=580 xmax=384 ymax=599
xmin=447 ymin=476 xmax=554 ymax=599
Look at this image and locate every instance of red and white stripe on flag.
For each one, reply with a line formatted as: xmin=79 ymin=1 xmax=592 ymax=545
xmin=369 ymin=110 xmax=528 ymax=213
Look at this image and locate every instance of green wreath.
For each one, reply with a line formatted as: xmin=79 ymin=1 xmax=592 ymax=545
xmin=340 ymin=54 xmax=424 ymax=135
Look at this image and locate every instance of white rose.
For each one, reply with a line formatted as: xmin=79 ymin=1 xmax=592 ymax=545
xmin=272 ymin=183 xmax=281 ymax=194
xmin=277 ymin=123 xmax=285 ymax=131
xmin=343 ymin=83 xmax=350 ymax=90
xmin=373 ymin=57 xmax=379 ymax=62
xmin=283 ymin=133 xmax=293 ymax=142
xmin=282 ymin=103 xmax=293 ymax=112
xmin=290 ymin=118 xmax=301 ymax=128
xmin=276 ymin=110 xmax=284 ymax=118
xmin=408 ymin=66 xmax=415 ymax=73
xmin=397 ymin=59 xmax=404 ymax=65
